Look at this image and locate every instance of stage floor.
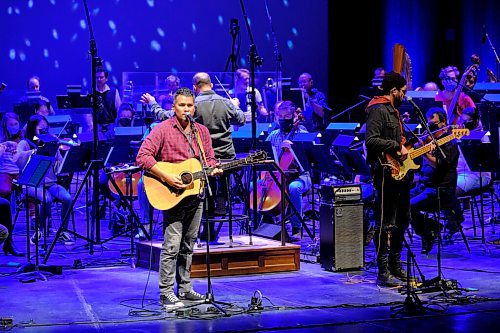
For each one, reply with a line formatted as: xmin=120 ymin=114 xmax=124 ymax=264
xmin=1 ymin=194 xmax=500 ymax=332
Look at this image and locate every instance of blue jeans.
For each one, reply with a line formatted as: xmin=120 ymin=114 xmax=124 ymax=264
xmin=288 ymin=174 xmax=311 ymax=230
xmin=28 ymin=183 xmax=72 ymax=229
xmin=159 ymin=197 xmax=203 ymax=296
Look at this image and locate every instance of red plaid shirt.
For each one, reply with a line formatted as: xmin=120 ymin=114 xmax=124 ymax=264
xmin=136 ymin=117 xmax=217 ymax=170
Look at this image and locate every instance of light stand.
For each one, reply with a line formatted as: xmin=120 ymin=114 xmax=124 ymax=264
xmin=239 ymin=0 xmax=264 ymax=245
xmin=83 ymin=0 xmax=103 ymax=249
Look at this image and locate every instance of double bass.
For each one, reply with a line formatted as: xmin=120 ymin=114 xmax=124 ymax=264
xmin=249 ymin=111 xmax=304 ymax=214
xmin=447 ymin=54 xmax=480 ymax=126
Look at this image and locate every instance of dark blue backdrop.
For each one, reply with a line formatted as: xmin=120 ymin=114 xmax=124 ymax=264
xmin=0 ymin=0 xmax=329 ymax=111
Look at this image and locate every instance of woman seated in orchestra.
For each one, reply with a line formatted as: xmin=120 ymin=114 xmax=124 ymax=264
xmin=16 ymin=114 xmax=73 ymax=244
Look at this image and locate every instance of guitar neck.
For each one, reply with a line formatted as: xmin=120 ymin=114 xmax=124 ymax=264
xmin=410 ymin=134 xmax=455 ymax=159
xmin=191 ymin=159 xmax=246 ymax=181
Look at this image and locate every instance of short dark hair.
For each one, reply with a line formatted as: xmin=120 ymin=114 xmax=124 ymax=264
xmin=26 ymin=75 xmax=40 ymax=88
xmin=96 ymin=67 xmax=109 ymax=78
xmin=173 ymin=87 xmax=194 ymax=102
xmin=426 ymin=107 xmax=447 ymax=124
xmin=381 ymin=71 xmax=407 ymax=94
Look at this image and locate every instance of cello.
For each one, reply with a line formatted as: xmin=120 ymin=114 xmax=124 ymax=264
xmin=249 ymin=110 xmax=304 ymax=214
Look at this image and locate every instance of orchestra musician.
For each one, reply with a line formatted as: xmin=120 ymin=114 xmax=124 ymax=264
xmin=298 ymin=72 xmax=330 ymax=132
xmin=262 ymin=100 xmax=311 ymax=241
xmin=136 ymin=88 xmax=223 ymax=310
xmin=409 ymin=107 xmax=463 ymax=254
xmin=229 ymin=68 xmax=268 ymax=123
xmin=16 ymin=115 xmax=73 ymax=244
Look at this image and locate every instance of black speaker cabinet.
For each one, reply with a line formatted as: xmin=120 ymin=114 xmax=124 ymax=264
xmin=320 ymin=202 xmax=364 ymax=271
xmin=254 ymin=223 xmax=290 ymax=242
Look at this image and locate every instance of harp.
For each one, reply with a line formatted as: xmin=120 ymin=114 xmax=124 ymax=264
xmin=392 ymin=43 xmax=412 ymax=90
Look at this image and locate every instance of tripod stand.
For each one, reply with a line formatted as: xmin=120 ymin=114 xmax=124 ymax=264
xmin=391 ymin=236 xmax=443 ymax=317
xmin=224 ymin=18 xmax=240 ymax=73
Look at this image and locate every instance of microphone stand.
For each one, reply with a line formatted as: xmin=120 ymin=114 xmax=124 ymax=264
xmin=483 ymin=27 xmax=500 ymax=79
xmin=264 ymin=0 xmax=283 ymax=106
xmin=407 ymin=98 xmax=446 ymax=159
xmin=239 ymin=0 xmax=263 ymax=244
xmin=189 ymin=118 xmax=231 ymax=317
xmin=330 ymin=97 xmax=368 ymax=122
xmin=83 ymin=0 xmax=103 ymax=251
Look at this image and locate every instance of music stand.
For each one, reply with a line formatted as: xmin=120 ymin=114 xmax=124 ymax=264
xmin=16 ymin=154 xmax=55 ymax=281
xmin=232 ymin=123 xmax=272 ymax=154
xmin=459 ymin=135 xmax=495 ymax=244
xmin=109 ymin=126 xmax=147 ymax=164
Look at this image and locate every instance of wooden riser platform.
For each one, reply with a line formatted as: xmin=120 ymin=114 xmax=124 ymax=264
xmin=136 ymin=235 xmax=300 ymax=277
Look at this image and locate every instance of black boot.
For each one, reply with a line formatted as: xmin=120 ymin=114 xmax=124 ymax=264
xmin=3 ymin=236 xmax=24 ymax=257
xmin=377 ymin=256 xmax=401 ymax=287
xmin=388 ymin=252 xmax=407 ymax=280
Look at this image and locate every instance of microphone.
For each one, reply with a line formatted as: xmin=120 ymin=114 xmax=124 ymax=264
xmin=482 ymin=25 xmax=487 ymax=44
xmin=185 ymin=113 xmax=195 ymax=123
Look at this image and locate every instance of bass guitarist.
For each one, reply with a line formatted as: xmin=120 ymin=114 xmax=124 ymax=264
xmin=136 ymin=88 xmax=223 ymax=310
xmin=365 ymin=71 xmax=410 ymax=287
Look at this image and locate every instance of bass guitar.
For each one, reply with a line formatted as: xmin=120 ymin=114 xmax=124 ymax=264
xmin=382 ymin=128 xmax=469 ymax=181
xmin=143 ymin=150 xmax=267 ymax=210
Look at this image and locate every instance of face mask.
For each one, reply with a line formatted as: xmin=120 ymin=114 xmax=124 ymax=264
xmin=443 ymin=81 xmax=456 ymax=92
xmin=119 ymin=117 xmax=132 ymax=127
xmin=7 ymin=124 xmax=19 ymax=136
xmin=278 ymin=118 xmax=294 ymax=132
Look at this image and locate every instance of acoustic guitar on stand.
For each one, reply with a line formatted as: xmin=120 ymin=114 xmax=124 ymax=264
xmin=143 ymin=150 xmax=267 ymax=210
xmin=382 ymin=128 xmax=470 ymax=181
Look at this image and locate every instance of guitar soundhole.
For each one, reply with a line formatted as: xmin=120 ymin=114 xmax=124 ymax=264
xmin=180 ymin=172 xmax=193 ymax=184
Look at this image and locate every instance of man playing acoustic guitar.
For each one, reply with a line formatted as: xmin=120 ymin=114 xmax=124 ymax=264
xmin=136 ymin=88 xmax=223 ymax=311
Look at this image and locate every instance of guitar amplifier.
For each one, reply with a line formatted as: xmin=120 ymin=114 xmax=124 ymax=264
xmin=319 ymin=201 xmax=364 ymax=271
xmin=320 ymin=182 xmax=362 ymax=203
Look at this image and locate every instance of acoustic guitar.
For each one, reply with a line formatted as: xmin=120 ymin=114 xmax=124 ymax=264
xmin=382 ymin=128 xmax=469 ymax=181
xmin=143 ymin=150 xmax=267 ymax=210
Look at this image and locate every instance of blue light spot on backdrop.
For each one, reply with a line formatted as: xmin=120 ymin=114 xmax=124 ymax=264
xmin=265 ymin=33 xmax=270 ymax=41
xmin=28 ymin=0 xmax=33 ymax=9
xmin=92 ymin=8 xmax=99 ymax=16
xmin=24 ymin=39 xmax=31 ymax=47
xmin=52 ymin=29 xmax=59 ymax=40
xmin=43 ymin=49 xmax=49 ymax=58
xmin=192 ymin=53 xmax=197 ymax=62
xmin=157 ymin=27 xmax=165 ymax=37
xmin=71 ymin=33 xmax=78 ymax=42
xmin=170 ymin=68 xmax=178 ymax=73
xmin=240 ymin=57 xmax=247 ymax=67
xmin=192 ymin=23 xmax=197 ymax=33
xmin=82 ymin=77 xmax=88 ymax=87
xmin=151 ymin=40 xmax=161 ymax=52
xmin=287 ymin=40 xmax=294 ymax=50
xmin=72 ymin=2 xmax=78 ymax=11
xmin=117 ymin=41 xmax=122 ymax=49
xmin=7 ymin=7 xmax=12 ymax=15
xmin=108 ymin=20 xmax=117 ymax=35
xmin=218 ymin=16 xmax=223 ymax=25
xmin=130 ymin=35 xmax=136 ymax=43
xmin=14 ymin=7 xmax=20 ymax=15
xmin=80 ymin=20 xmax=86 ymax=29
xmin=105 ymin=62 xmax=113 ymax=72
xmin=133 ymin=61 xmax=139 ymax=69
xmin=19 ymin=52 xmax=26 ymax=62
xmin=292 ymin=27 xmax=298 ymax=36
xmin=54 ymin=60 xmax=59 ymax=69
xmin=9 ymin=49 xmax=15 ymax=60
xmin=147 ymin=0 xmax=155 ymax=8
xmin=182 ymin=41 xmax=187 ymax=50
xmin=283 ymin=0 xmax=289 ymax=7
xmin=50 ymin=0 xmax=56 ymax=5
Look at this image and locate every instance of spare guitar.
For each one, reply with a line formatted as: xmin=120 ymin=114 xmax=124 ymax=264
xmin=382 ymin=128 xmax=470 ymax=181
xmin=143 ymin=150 xmax=267 ymax=210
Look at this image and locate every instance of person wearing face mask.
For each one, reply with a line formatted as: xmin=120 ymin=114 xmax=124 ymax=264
xmin=16 ymin=115 xmax=73 ymax=244
xmin=0 ymin=113 xmax=25 ymax=257
xmin=409 ymin=108 xmax=462 ymax=254
xmin=365 ymin=71 xmax=410 ymax=287
xmin=435 ymin=66 xmax=478 ymax=127
xmin=265 ymin=100 xmax=311 ymax=240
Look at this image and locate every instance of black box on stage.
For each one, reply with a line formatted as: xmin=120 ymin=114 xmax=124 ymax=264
xmin=253 ymin=223 xmax=290 ymax=243
xmin=319 ymin=201 xmax=364 ymax=271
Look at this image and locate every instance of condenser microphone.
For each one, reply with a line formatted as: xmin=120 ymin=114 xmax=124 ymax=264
xmin=185 ymin=113 xmax=195 ymax=123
